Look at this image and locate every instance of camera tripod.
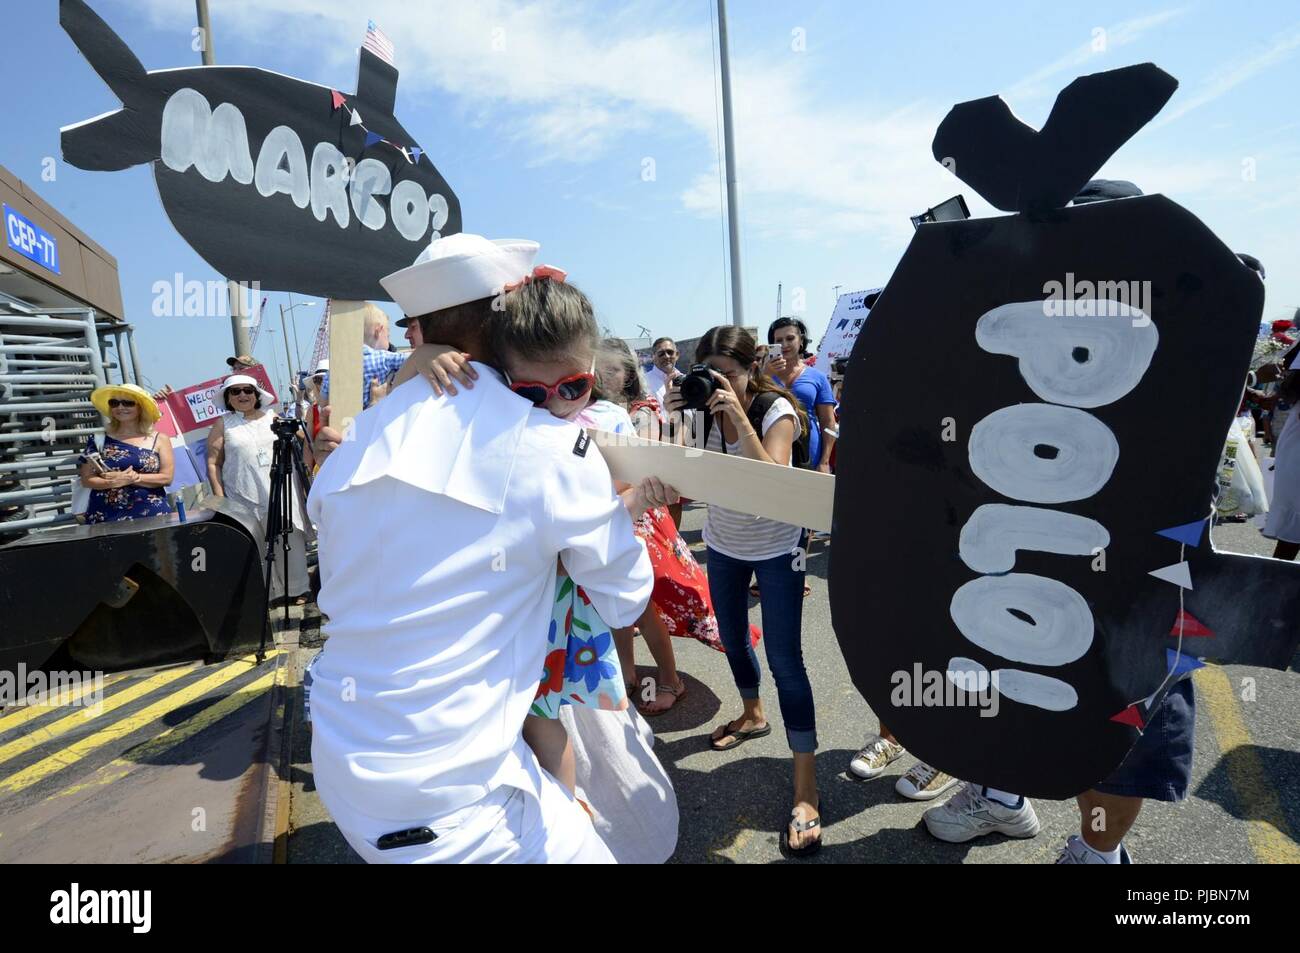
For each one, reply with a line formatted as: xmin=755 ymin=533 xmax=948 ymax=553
xmin=258 ymin=415 xmax=315 ymax=663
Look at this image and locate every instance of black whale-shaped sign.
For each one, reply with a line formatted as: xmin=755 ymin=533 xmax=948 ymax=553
xmin=59 ymin=0 xmax=462 ymax=301
xmin=829 ymin=64 xmax=1300 ymax=799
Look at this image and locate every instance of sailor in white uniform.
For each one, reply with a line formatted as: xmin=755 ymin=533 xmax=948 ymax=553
xmin=306 ymin=235 xmax=654 ymax=863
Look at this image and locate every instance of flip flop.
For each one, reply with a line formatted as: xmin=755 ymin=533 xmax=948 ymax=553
xmin=639 ymin=680 xmax=687 ymax=716
xmin=710 ymin=719 xmax=772 ymax=751
xmin=785 ymin=806 xmax=822 ymax=856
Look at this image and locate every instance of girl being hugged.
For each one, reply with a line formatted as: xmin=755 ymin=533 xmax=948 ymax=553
xmin=393 ymin=273 xmax=677 ymax=795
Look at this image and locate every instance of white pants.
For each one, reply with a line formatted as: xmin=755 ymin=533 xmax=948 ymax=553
xmin=328 ymin=770 xmax=615 ymax=864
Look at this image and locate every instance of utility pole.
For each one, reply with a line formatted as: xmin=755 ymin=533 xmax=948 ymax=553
xmin=195 ymin=1 xmax=253 ymax=358
xmin=717 ymin=0 xmax=744 ymax=328
xmin=279 ymin=303 xmax=299 ymax=381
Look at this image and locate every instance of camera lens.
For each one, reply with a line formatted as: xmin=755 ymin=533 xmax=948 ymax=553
xmin=679 ymin=364 xmax=719 ymax=411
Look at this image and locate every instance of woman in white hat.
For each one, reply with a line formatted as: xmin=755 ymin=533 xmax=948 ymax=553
xmin=78 ymin=383 xmax=175 ymax=524
xmin=207 ymin=374 xmax=311 ymax=602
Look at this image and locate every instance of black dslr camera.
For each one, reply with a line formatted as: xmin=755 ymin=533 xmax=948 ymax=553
xmin=678 ymin=364 xmax=721 ymax=411
xmin=271 ymin=415 xmax=307 ymax=440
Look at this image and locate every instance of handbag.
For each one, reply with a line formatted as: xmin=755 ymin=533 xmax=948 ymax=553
xmin=70 ymin=434 xmax=103 ymax=515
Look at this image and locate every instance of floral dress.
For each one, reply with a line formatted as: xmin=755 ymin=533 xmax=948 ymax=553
xmin=532 ymin=565 xmax=629 ymax=718
xmin=78 ymin=434 xmax=171 ymax=524
xmin=628 ymin=396 xmax=761 ymax=653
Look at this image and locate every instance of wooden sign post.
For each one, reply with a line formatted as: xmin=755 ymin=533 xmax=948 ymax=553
xmin=327 ymin=300 xmax=366 ymax=435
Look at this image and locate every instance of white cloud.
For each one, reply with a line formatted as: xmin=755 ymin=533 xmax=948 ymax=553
xmin=120 ymin=0 xmax=1255 ymax=246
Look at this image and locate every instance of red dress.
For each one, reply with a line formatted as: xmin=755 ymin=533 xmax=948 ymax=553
xmin=629 ymin=397 xmax=761 ymax=652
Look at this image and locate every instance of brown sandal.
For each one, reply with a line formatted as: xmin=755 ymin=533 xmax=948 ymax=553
xmin=639 ymin=680 xmax=687 ymax=716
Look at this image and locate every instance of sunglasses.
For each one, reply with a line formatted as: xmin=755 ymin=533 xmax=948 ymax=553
xmin=227 ymin=387 xmax=258 ymax=397
xmin=508 ymin=371 xmax=595 ymax=407
xmin=656 ymin=349 xmax=677 ymax=357
xmin=107 ymin=398 xmax=137 ymax=408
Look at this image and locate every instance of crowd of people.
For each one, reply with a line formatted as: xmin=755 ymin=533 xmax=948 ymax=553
xmin=72 ymin=202 xmax=1300 ymax=865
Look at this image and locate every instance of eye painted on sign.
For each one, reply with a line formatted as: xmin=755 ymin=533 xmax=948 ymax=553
xmin=58 ymin=0 xmax=462 ymax=302
xmin=829 ymin=63 xmax=1300 ymax=799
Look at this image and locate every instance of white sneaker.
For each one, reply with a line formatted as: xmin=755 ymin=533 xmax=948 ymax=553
xmin=849 ymin=735 xmax=905 ymax=779
xmin=922 ymin=783 xmax=1041 ymax=842
xmin=1055 ymin=834 xmax=1132 ymax=864
xmin=895 ymin=761 xmax=959 ymax=801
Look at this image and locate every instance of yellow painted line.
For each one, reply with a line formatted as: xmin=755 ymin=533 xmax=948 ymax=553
xmin=0 ymin=652 xmax=279 ymax=795
xmin=1194 ymin=666 xmax=1300 ymax=864
xmin=0 ymin=673 xmax=129 ymax=731
xmin=49 ymin=670 xmax=278 ymax=801
xmin=0 ymin=663 xmax=200 ymax=769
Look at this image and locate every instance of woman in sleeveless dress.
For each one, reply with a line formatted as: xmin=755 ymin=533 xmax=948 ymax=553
xmin=78 ymin=384 xmax=174 ymax=523
xmin=206 ymin=375 xmax=310 ymax=601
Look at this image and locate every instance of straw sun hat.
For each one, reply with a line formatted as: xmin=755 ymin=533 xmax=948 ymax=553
xmin=90 ymin=383 xmax=162 ymax=423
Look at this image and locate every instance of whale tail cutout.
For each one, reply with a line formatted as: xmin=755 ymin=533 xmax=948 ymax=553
xmin=356 ymin=47 xmax=398 ymax=116
xmin=60 ymin=0 xmax=158 ymax=170
xmin=932 ymin=63 xmax=1178 ymax=213
xmin=61 ymin=0 xmax=147 ymax=103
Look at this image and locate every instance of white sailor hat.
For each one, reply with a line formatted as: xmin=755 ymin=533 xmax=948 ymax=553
xmin=379 ymin=233 xmax=540 ymax=319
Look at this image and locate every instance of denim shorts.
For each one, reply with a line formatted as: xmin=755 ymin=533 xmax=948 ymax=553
xmin=1093 ymin=676 xmax=1195 ymax=801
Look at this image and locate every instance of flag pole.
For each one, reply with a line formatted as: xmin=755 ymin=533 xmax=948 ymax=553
xmin=717 ymin=0 xmax=745 ymax=328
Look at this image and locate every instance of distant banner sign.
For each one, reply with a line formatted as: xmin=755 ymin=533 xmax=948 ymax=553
xmin=3 ymin=203 xmax=60 ymax=275
xmin=156 ymin=364 xmax=277 ymax=437
xmin=814 ymin=288 xmax=881 ymax=368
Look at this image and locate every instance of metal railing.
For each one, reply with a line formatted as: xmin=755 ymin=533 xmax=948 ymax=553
xmin=0 ymin=292 xmax=140 ymax=536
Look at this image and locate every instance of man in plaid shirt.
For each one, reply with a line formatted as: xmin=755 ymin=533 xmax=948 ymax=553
xmin=320 ymin=304 xmax=409 ymax=409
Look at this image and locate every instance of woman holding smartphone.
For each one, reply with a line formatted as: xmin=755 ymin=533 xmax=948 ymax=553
xmin=664 ymin=326 xmax=822 ymax=855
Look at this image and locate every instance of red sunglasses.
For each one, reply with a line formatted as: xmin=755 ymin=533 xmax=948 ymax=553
xmin=508 ymin=370 xmax=595 ymax=407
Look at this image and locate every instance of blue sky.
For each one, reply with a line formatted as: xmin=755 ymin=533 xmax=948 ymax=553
xmin=3 ymin=0 xmax=1299 ymax=395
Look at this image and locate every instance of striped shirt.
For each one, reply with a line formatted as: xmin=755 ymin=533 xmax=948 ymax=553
xmin=701 ymin=396 xmax=804 ymax=561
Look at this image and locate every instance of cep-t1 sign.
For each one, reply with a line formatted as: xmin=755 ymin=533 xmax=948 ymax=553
xmin=3 ymin=204 xmax=60 ymax=275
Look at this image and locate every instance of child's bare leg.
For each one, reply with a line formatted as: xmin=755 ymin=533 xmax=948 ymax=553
xmin=638 ymin=604 xmax=684 ymax=713
xmin=523 ymin=714 xmax=576 ymax=794
xmin=614 ymin=626 xmax=637 ymax=694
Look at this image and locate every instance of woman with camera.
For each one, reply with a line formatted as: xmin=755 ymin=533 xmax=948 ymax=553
xmin=77 ymin=384 xmax=175 ymax=524
xmin=207 ymin=374 xmax=311 ymax=603
xmin=664 ymin=326 xmax=822 ymax=855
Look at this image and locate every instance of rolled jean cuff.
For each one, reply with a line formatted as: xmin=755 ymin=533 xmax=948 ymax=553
xmin=786 ymin=726 xmax=817 ymax=754
xmin=737 ymin=684 xmax=761 ymax=701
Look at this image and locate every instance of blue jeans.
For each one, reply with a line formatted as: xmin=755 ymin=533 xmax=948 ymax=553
xmin=1093 ymin=677 xmax=1195 ymax=801
xmin=706 ymin=544 xmax=817 ymax=752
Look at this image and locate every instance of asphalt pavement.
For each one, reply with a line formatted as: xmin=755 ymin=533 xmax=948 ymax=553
xmin=287 ymin=504 xmax=1300 ymax=864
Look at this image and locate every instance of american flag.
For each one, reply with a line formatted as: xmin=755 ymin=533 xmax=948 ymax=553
xmin=362 ymin=20 xmax=395 ymax=66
